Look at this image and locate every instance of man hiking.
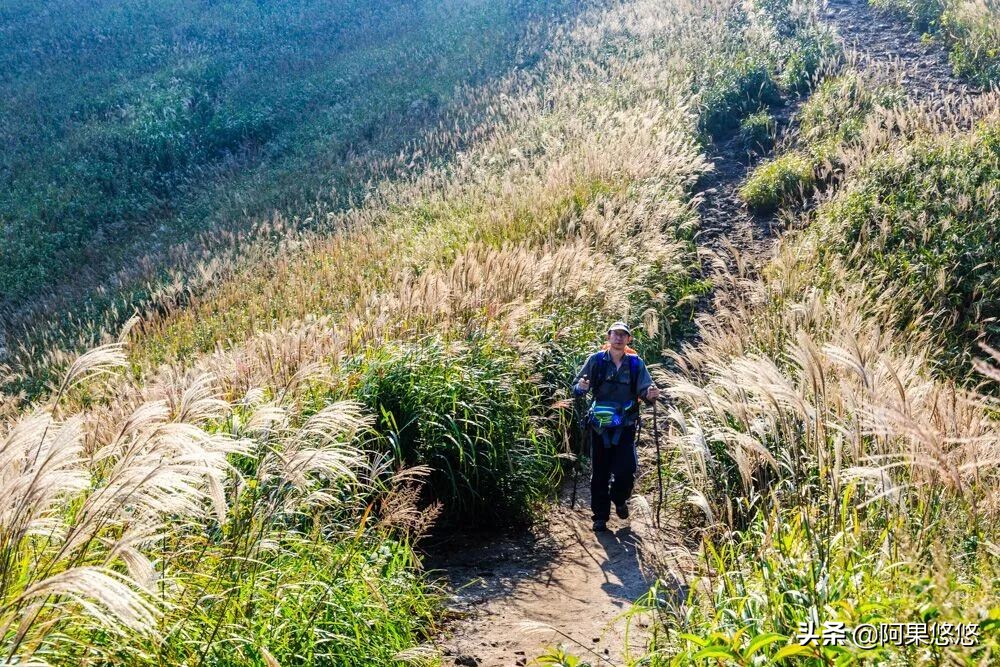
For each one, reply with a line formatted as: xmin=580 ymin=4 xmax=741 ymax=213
xmin=573 ymin=321 xmax=660 ymax=532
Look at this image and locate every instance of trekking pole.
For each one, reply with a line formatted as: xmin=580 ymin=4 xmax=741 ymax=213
xmin=571 ymin=414 xmax=580 ymax=511
xmin=635 ymin=402 xmax=642 ymax=450
xmin=571 ymin=393 xmax=582 ymax=510
xmin=652 ymin=398 xmax=663 ymax=529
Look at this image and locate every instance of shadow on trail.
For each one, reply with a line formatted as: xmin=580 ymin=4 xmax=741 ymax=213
xmin=595 ymin=526 xmax=650 ymax=605
xmin=423 ymin=479 xmax=658 ymax=665
xmin=420 ymin=525 xmax=563 ymax=611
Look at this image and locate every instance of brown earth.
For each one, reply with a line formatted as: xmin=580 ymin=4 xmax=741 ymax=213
xmin=421 ymin=440 xmax=691 ymax=667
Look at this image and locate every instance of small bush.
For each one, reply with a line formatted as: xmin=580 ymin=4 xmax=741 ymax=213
xmin=740 ymin=151 xmax=816 ymax=212
xmin=739 ymin=110 xmax=777 ymax=152
xmin=698 ymin=56 xmax=783 ymax=138
xmin=778 ymin=28 xmax=840 ymax=92
xmin=353 ymin=337 xmax=560 ymax=526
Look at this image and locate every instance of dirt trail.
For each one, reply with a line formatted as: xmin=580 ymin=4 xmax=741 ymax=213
xmin=824 ymin=0 xmax=979 ymax=102
xmin=694 ymin=81 xmax=799 ymax=263
xmin=422 ymin=4 xmax=978 ymax=665
xmin=423 ymin=477 xmax=664 ymax=666
xmin=698 ymin=0 xmax=982 ymax=262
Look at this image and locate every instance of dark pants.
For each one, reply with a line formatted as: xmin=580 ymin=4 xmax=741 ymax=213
xmin=590 ymin=424 xmax=638 ymax=521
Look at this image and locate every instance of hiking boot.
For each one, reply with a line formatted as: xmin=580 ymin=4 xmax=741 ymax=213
xmin=615 ymin=503 xmax=629 ymax=520
xmin=592 ymin=519 xmax=609 ymax=532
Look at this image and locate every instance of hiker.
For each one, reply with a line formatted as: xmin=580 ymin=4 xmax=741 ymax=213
xmin=573 ymin=321 xmax=660 ymax=532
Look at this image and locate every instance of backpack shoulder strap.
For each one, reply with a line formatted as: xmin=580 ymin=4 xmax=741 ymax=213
xmin=629 ymin=355 xmax=640 ymax=397
xmin=591 ymin=352 xmax=608 ymax=394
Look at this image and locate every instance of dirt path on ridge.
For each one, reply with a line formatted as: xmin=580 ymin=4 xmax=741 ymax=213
xmin=823 ymin=0 xmax=979 ymax=103
xmin=418 ymin=4 xmax=981 ymax=666
xmin=421 ymin=474 xmax=675 ymax=666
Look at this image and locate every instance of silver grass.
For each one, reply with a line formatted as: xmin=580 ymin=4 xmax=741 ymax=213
xmin=16 ymin=567 xmax=160 ymax=636
xmin=391 ymin=644 xmax=441 ymax=665
xmin=50 ymin=343 xmax=128 ymax=403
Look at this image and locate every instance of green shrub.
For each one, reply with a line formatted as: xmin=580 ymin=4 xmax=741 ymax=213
xmin=697 ymin=55 xmax=783 ymax=138
xmin=139 ymin=537 xmax=437 ymax=667
xmin=739 ymin=110 xmax=777 ymax=152
xmin=353 ymin=337 xmax=560 ymax=526
xmin=740 ymin=151 xmax=817 ymax=212
xmin=655 ymin=503 xmax=1000 ymax=666
xmin=778 ymin=28 xmax=840 ymax=93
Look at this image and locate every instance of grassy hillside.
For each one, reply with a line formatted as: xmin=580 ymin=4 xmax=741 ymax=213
xmin=4 ymin=0 xmax=998 ymax=664
xmin=0 ymin=0 xmax=570 ymax=329
xmin=651 ymin=22 xmax=1000 ymax=667
xmin=1 ymin=0 xmax=828 ymax=662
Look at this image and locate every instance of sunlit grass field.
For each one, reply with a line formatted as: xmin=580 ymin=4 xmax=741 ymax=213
xmin=2 ymin=0 xmax=740 ymax=662
xmin=0 ymin=0 xmax=576 ymax=349
xmin=3 ymin=0 xmax=999 ymax=664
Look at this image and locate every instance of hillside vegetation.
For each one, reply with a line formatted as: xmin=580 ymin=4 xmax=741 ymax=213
xmin=871 ymin=0 xmax=1000 ymax=84
xmin=3 ymin=0 xmax=1000 ymax=664
xmin=651 ymin=7 xmax=1000 ymax=665
xmin=0 ymin=0 xmax=570 ymax=354
xmin=1 ymin=0 xmax=826 ymax=663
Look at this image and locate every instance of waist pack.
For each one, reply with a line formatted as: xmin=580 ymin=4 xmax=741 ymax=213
xmin=589 ymin=400 xmax=629 ymax=429
xmin=588 ymin=400 xmax=637 ymax=447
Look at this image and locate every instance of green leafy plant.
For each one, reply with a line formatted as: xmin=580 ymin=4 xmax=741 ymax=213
xmin=739 ymin=151 xmax=816 ymax=211
xmin=739 ymin=110 xmax=778 ymax=153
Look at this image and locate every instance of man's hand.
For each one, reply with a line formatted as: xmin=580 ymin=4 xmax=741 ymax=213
xmin=576 ymin=375 xmax=590 ymax=392
xmin=645 ymin=385 xmax=661 ymax=402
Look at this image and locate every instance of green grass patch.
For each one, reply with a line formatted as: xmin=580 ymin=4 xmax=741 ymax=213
xmin=151 ymin=536 xmax=437 ymax=667
xmin=740 ymin=151 xmax=816 ymax=212
xmin=689 ymin=0 xmax=837 ymax=139
xmin=653 ymin=501 xmax=1000 ymax=665
xmin=352 ymin=336 xmax=561 ymax=526
xmin=798 ymin=72 xmax=906 ymax=146
xmin=739 ymin=109 xmax=778 ymax=153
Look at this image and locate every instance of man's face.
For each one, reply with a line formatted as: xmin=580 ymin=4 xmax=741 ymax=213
xmin=607 ymin=329 xmax=630 ymax=350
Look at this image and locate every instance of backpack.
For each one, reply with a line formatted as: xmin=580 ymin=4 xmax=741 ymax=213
xmin=587 ymin=354 xmax=641 ymax=447
xmin=591 ymin=353 xmax=640 ymax=399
